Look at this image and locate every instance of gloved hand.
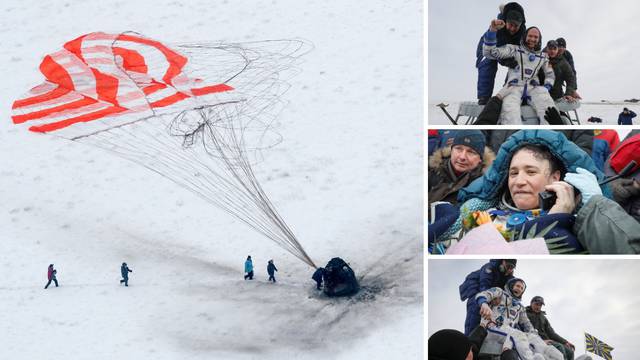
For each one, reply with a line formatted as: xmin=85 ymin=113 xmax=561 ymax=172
xmin=611 ymin=178 xmax=640 ymax=203
xmin=544 ymin=107 xmax=563 ymax=125
xmin=564 ymin=167 xmax=602 ymax=206
xmin=544 ymin=83 xmax=552 ymax=92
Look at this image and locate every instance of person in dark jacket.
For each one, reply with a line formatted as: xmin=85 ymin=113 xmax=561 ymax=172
xmin=120 ymin=262 xmax=133 ymax=286
xmin=459 ymin=259 xmax=516 ymax=335
xmin=476 ymin=2 xmax=526 ymax=105
xmin=556 ymin=38 xmax=576 ymax=78
xmin=540 ymin=40 xmax=580 ymax=101
xmin=428 ymin=130 xmax=495 ymax=205
xmin=312 ymin=267 xmax=325 ymax=289
xmin=526 ymin=296 xmax=575 ymax=360
xmin=244 ymin=255 xmax=254 ymax=280
xmin=618 ymin=108 xmax=637 ymax=125
xmin=44 ymin=264 xmax=59 ymax=289
xmin=428 ymin=329 xmax=474 ymax=360
xmin=267 ymin=259 xmax=278 ymax=282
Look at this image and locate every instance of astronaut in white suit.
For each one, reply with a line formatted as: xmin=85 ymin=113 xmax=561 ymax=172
xmin=476 ymin=278 xmax=564 ymax=360
xmin=482 ymin=20 xmax=557 ymax=124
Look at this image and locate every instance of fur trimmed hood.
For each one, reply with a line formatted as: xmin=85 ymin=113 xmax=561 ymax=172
xmin=428 ymin=146 xmax=496 ymax=173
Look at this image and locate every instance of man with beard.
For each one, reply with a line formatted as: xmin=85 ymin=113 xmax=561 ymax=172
xmin=482 ymin=22 xmax=557 ymax=124
xmin=475 ymin=2 xmax=526 ymax=105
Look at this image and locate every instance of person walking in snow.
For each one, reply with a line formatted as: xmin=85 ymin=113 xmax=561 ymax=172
xmin=312 ymin=267 xmax=325 ymax=290
xmin=44 ymin=264 xmax=58 ymax=289
xmin=267 ymin=259 xmax=278 ymax=282
xmin=120 ymin=262 xmax=133 ymax=286
xmin=244 ymin=255 xmax=254 ymax=280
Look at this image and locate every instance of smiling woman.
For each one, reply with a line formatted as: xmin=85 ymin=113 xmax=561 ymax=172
xmin=428 ymin=129 xmax=640 ymax=254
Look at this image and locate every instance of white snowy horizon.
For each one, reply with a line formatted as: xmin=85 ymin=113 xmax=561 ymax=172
xmin=428 ymin=259 xmax=640 ymax=360
xmin=1 ymin=1 xmax=423 ymax=359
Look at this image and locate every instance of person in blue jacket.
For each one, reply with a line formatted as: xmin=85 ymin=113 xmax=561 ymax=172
xmin=439 ymin=130 xmax=640 ymax=254
xmin=459 ymin=259 xmax=516 ymax=336
xmin=312 ymin=267 xmax=325 ymax=290
xmin=120 ymin=262 xmax=133 ymax=286
xmin=244 ymin=255 xmax=254 ymax=280
xmin=475 ymin=2 xmax=526 ymax=105
xmin=618 ymin=108 xmax=637 ymax=125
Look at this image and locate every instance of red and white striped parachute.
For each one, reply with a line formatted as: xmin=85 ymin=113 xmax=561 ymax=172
xmin=11 ymin=32 xmax=317 ymax=268
xmin=12 ymin=32 xmax=235 ymax=137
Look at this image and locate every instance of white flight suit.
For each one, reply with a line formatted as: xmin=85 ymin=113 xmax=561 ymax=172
xmin=476 ymin=286 xmax=564 ymax=360
xmin=482 ymin=29 xmax=557 ymax=125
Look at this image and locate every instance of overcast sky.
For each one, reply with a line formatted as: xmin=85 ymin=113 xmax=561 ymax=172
xmin=428 ymin=0 xmax=640 ymax=102
xmin=428 ymin=259 xmax=640 ymax=360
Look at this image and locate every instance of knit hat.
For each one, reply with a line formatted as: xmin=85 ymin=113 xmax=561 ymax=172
xmin=531 ymin=296 xmax=545 ymax=305
xmin=452 ymin=130 xmax=485 ymax=159
xmin=556 ymin=37 xmax=567 ymax=48
xmin=546 ymin=40 xmax=558 ymax=49
xmin=428 ymin=329 xmax=472 ymax=360
xmin=505 ymin=10 xmax=524 ymax=27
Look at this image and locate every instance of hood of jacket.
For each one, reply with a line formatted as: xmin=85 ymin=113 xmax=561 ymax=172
xmin=458 ymin=130 xmax=608 ymax=203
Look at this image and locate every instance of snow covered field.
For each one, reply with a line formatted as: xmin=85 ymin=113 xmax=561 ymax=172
xmin=428 ymin=101 xmax=640 ymax=126
xmin=0 ymin=1 xmax=423 ymax=359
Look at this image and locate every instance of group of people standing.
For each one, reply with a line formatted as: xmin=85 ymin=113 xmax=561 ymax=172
xmin=244 ymin=255 xmax=328 ymax=291
xmin=474 ymin=2 xmax=579 ymax=124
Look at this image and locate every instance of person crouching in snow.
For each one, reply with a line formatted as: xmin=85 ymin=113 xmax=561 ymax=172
xmin=244 ymin=256 xmax=254 ymax=280
xmin=476 ymin=278 xmax=563 ymax=360
xmin=482 ymin=21 xmax=557 ymax=124
xmin=267 ymin=260 xmax=278 ymax=282
xmin=439 ymin=130 xmax=640 ymax=253
xmin=44 ymin=264 xmax=58 ymax=289
xmin=120 ymin=262 xmax=133 ymax=286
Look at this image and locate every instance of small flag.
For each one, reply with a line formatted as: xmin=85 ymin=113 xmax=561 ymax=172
xmin=585 ymin=332 xmax=614 ymax=360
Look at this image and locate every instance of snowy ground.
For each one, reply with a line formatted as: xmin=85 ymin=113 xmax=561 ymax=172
xmin=428 ymin=101 xmax=640 ymax=126
xmin=0 ymin=1 xmax=423 ymax=359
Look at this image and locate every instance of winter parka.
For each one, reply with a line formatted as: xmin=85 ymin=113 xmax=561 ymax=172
xmin=459 ymin=259 xmax=514 ymax=302
xmin=428 ymin=146 xmax=495 ymax=205
xmin=525 ymin=306 xmax=568 ymax=344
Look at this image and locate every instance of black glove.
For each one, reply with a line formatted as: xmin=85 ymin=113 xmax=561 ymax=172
xmin=544 ymin=107 xmax=563 ymax=125
xmin=499 ymin=58 xmax=518 ymax=69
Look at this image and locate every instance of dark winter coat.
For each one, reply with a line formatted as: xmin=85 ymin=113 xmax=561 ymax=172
xmin=525 ymin=306 xmax=568 ymax=344
xmin=618 ymin=110 xmax=637 ymax=125
xmin=47 ymin=266 xmax=55 ymax=280
xmin=459 ymin=259 xmax=513 ymax=302
xmin=121 ymin=264 xmax=132 ymax=279
xmin=267 ymin=262 xmax=277 ymax=275
xmin=312 ymin=268 xmax=324 ymax=282
xmin=428 ymin=146 xmax=495 ymax=205
xmin=541 ymin=55 xmax=577 ymax=100
xmin=591 ymin=138 xmax=610 ymax=172
xmin=562 ymin=49 xmax=576 ymax=75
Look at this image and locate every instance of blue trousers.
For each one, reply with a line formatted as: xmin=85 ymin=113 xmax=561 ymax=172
xmin=464 ymin=298 xmax=481 ymax=336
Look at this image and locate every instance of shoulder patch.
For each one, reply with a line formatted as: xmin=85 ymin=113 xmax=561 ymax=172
xmin=485 ymin=268 xmax=493 ymax=274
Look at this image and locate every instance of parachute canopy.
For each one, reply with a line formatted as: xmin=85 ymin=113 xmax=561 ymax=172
xmin=12 ymin=32 xmax=316 ymax=268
